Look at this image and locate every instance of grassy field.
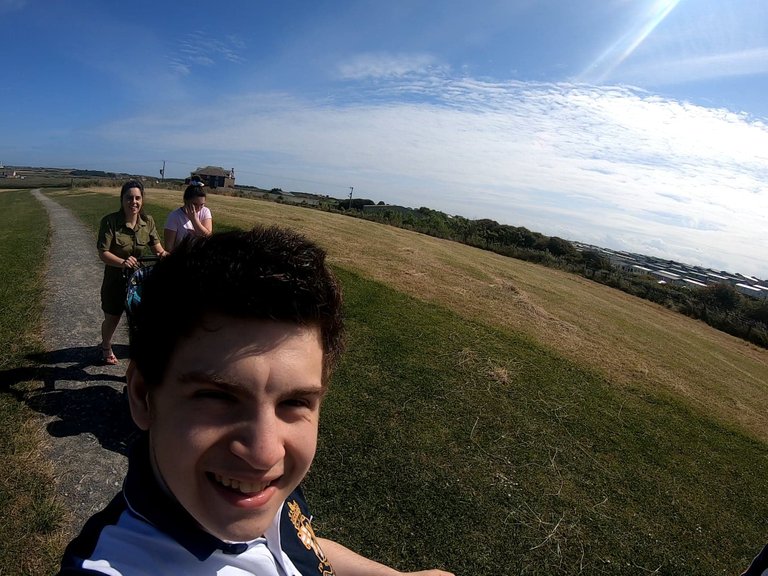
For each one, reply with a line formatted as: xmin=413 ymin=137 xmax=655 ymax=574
xmin=71 ymin=186 xmax=768 ymax=444
xmin=5 ymin=186 xmax=768 ymax=574
xmin=0 ymin=189 xmax=66 ymax=575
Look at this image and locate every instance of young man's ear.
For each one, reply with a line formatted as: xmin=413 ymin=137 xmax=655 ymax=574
xmin=126 ymin=360 xmax=152 ymax=431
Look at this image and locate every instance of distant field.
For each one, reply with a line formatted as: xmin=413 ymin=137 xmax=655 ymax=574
xmin=43 ymin=186 xmax=768 ymax=574
xmin=60 ymin=186 xmax=768 ymax=442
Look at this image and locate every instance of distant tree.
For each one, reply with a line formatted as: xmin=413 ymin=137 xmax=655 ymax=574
xmin=349 ymin=198 xmax=375 ymax=210
xmin=377 ymin=200 xmax=385 ymax=205
xmin=701 ymin=283 xmax=740 ymax=311
xmin=545 ymin=236 xmax=576 ymax=257
xmin=581 ymin=250 xmax=612 ymax=274
xmin=517 ymin=227 xmax=542 ymax=249
xmin=743 ymin=299 xmax=768 ymax=325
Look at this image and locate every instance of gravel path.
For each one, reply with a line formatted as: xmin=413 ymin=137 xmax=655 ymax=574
xmin=27 ymin=190 xmax=134 ymax=538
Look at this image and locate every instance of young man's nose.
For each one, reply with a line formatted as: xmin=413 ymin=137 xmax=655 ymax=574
xmin=229 ymin=415 xmax=285 ymax=469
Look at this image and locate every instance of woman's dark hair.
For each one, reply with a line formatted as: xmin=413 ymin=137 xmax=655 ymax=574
xmin=120 ymin=179 xmax=144 ymax=198
xmin=131 ymin=225 xmax=345 ymax=388
xmin=183 ymin=182 xmax=207 ymax=202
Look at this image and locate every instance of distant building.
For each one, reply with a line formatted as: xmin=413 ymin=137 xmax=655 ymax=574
xmin=188 ymin=166 xmax=235 ymax=189
xmin=648 ymin=269 xmax=685 ymax=285
xmin=630 ymin=265 xmax=654 ymax=275
xmin=686 ymin=271 xmax=710 ymax=283
xmin=736 ymin=283 xmax=767 ymax=299
xmin=682 ymin=278 xmax=708 ymax=288
xmin=706 ymin=272 xmax=730 ymax=283
xmin=605 ymin=253 xmax=638 ymax=273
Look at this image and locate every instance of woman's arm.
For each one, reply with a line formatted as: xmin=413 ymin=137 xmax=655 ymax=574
xmin=163 ymin=228 xmax=177 ymax=251
xmin=100 ymin=250 xmax=137 ymax=269
xmin=199 ymin=215 xmax=213 ymax=235
xmin=151 ymin=242 xmax=169 ymax=257
xmin=317 ymin=539 xmax=454 ymax=576
xmin=145 ymin=216 xmax=167 ymax=257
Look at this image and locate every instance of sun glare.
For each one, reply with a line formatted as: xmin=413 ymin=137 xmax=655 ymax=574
xmin=579 ymin=0 xmax=682 ymax=84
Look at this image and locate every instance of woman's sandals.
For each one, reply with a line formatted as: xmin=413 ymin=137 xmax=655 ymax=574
xmin=101 ymin=346 xmax=118 ymax=365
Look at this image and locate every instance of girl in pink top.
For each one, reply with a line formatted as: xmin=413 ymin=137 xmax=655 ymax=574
xmin=164 ymin=181 xmax=213 ymax=250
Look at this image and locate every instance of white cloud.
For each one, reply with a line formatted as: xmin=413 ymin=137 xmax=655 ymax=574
xmin=619 ymin=48 xmax=768 ymax=88
xmin=168 ymin=32 xmax=246 ymax=76
xmin=95 ymin=76 xmax=768 ymax=277
xmin=337 ymin=52 xmax=442 ymax=79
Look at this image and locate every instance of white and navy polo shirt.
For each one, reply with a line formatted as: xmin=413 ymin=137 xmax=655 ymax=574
xmin=743 ymin=543 xmax=768 ymax=576
xmin=57 ymin=436 xmax=335 ymax=575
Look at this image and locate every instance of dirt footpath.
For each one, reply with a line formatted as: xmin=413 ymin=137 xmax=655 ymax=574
xmin=27 ymin=190 xmax=134 ymax=538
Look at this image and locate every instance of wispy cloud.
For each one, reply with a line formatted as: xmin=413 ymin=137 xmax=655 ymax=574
xmin=96 ymin=74 xmax=768 ymax=276
xmin=619 ymin=47 xmax=768 ymax=86
xmin=168 ymin=32 xmax=246 ymax=76
xmin=338 ymin=52 xmax=443 ymax=79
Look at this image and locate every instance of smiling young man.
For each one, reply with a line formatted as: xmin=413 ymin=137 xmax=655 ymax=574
xmin=57 ymin=226 xmax=453 ymax=576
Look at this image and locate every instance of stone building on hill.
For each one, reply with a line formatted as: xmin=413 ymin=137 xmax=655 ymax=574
xmin=188 ymin=166 xmax=235 ymax=189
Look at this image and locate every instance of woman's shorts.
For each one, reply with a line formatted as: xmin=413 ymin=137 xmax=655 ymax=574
xmin=101 ymin=271 xmax=126 ymax=316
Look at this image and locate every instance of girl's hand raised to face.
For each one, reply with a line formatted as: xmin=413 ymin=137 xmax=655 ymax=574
xmin=183 ymin=203 xmax=200 ymax=221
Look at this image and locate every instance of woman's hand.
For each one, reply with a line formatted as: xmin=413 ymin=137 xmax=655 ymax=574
xmin=181 ymin=202 xmax=212 ymax=237
xmin=122 ymin=256 xmax=139 ymax=270
xmin=183 ymin=202 xmax=200 ymax=223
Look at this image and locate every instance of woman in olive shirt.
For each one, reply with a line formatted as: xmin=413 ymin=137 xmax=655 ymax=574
xmin=97 ymin=180 xmax=167 ymax=364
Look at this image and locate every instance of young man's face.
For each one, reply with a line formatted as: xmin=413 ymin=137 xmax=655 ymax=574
xmin=128 ymin=317 xmax=324 ymax=542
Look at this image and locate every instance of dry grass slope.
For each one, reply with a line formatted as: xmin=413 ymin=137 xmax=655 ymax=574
xmin=85 ymin=187 xmax=768 ymax=443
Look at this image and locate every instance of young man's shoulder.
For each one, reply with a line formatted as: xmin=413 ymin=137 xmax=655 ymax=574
xmin=56 ymin=491 xmax=130 ymax=575
xmin=57 ymin=436 xmax=332 ymax=576
xmin=280 ymin=487 xmax=337 ymax=575
xmin=57 ymin=489 xmax=331 ymax=576
xmin=742 ymin=542 xmax=768 ymax=576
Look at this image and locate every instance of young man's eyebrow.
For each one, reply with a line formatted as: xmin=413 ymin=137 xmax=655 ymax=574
xmin=278 ymin=386 xmax=327 ymax=399
xmin=177 ymin=370 xmax=244 ymax=390
xmin=177 ymin=370 xmax=326 ymax=396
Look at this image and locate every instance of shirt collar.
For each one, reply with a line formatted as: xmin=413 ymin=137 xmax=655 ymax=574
xmin=115 ymin=210 xmax=148 ymax=230
xmin=122 ymin=434 xmax=295 ymax=575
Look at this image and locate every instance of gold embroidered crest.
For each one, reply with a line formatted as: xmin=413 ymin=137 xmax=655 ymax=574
xmin=287 ymin=499 xmax=335 ymax=576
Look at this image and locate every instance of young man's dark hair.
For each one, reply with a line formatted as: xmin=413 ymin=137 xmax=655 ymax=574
xmin=131 ymin=225 xmax=345 ymax=388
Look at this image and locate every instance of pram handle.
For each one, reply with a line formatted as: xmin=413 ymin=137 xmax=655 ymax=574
xmin=123 ymin=255 xmax=160 ymax=280
xmin=136 ymin=255 xmax=161 ymax=263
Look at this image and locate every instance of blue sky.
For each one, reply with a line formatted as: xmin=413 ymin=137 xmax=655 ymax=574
xmin=3 ymin=0 xmax=768 ymax=278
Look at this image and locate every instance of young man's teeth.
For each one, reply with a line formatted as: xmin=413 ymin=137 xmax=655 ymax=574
xmin=214 ymin=474 xmax=267 ymax=494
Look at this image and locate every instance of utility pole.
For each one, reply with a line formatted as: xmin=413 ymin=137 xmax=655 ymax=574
xmin=348 ymin=186 xmax=354 ymax=209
